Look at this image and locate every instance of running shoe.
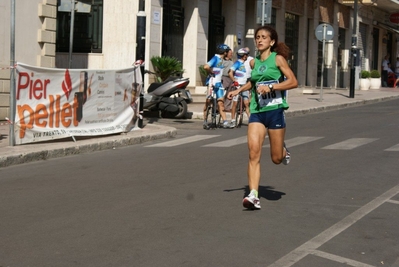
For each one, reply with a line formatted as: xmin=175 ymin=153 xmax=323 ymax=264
xmin=222 ymin=121 xmax=229 ymax=129
xmin=283 ymin=143 xmax=291 ymax=165
xmin=229 ymin=120 xmax=236 ymax=128
xmin=243 ymin=193 xmax=261 ymax=209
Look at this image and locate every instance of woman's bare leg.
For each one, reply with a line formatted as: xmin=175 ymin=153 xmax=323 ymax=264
xmin=247 ymin=122 xmax=267 ymax=191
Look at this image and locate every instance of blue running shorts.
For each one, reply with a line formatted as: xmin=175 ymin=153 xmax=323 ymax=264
xmin=249 ymin=108 xmax=286 ymax=129
xmin=213 ymin=82 xmax=225 ymax=99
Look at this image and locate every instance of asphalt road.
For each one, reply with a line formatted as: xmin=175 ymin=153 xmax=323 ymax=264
xmin=1 ymin=99 xmax=399 ymax=267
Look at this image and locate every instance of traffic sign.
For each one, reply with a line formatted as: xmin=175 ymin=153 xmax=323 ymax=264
xmin=315 ymin=23 xmax=334 ymax=42
xmin=314 ymin=23 xmax=334 ymax=102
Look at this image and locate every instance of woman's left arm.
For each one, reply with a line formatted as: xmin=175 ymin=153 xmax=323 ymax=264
xmin=274 ymin=55 xmax=298 ymax=90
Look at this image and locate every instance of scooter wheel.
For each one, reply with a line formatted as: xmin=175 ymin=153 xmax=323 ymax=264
xmin=173 ymin=100 xmax=188 ymax=119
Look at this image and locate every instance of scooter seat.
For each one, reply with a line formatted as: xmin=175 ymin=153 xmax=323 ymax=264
xmin=147 ymin=76 xmax=183 ymax=93
xmin=147 ymin=82 xmax=163 ymax=93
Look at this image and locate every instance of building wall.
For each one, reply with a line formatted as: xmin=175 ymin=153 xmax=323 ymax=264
xmin=2 ymin=0 xmax=399 ymax=121
xmin=56 ymin=0 xmax=139 ymax=70
xmin=102 ymin=0 xmax=138 ymax=69
xmin=0 ymin=0 xmax=11 ymax=120
xmin=183 ymin=0 xmax=207 ymax=87
xmin=222 ymin=0 xmax=246 ymax=53
xmin=244 ymin=0 xmax=256 ymax=56
xmin=0 ymin=0 xmax=56 ymax=121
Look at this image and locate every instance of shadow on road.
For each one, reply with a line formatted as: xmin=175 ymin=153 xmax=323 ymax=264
xmin=224 ymin=185 xmax=286 ymax=201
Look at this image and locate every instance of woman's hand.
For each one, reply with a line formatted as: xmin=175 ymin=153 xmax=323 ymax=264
xmin=227 ymin=90 xmax=238 ymax=100
xmin=256 ymin=84 xmax=271 ymax=95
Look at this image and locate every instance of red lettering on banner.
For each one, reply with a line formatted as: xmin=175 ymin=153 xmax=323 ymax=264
xmin=35 ymin=104 xmax=48 ymax=128
xmin=17 ymin=94 xmax=78 ymax=138
xmin=17 ymin=72 xmax=50 ymax=100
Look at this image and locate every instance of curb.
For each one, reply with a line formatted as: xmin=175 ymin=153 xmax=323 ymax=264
xmin=190 ymin=95 xmax=399 ymax=120
xmin=0 ymin=124 xmax=177 ymax=168
xmin=286 ymin=95 xmax=399 ymax=117
xmin=2 ymin=94 xmax=399 ymax=168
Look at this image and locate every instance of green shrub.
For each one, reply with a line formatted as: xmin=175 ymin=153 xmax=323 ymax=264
xmin=198 ymin=65 xmax=208 ymax=85
xmin=199 ymin=65 xmax=207 ymax=78
xmin=150 ymin=56 xmax=184 ymax=82
xmin=370 ymin=70 xmax=381 ymax=78
xmin=360 ymin=70 xmax=370 ymax=78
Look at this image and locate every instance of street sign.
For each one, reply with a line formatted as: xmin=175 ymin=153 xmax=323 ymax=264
xmin=315 ymin=23 xmax=334 ymax=42
xmin=256 ymin=0 xmax=272 ymax=25
xmin=389 ymin=12 xmax=399 ymax=24
xmin=314 ymin=23 xmax=334 ymax=102
xmin=58 ymin=0 xmax=91 ymax=13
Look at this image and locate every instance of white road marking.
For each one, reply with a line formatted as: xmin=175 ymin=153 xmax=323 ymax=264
xmin=267 ymin=184 xmax=399 ymax=267
xmin=385 ymin=144 xmax=399 ymax=151
xmin=202 ymin=136 xmax=248 ymax=147
xmin=387 ymin=199 xmax=399 ymax=205
xmin=145 ymin=135 xmax=219 ymax=147
xmin=310 ymin=250 xmax=376 ymax=267
xmin=322 ymin=138 xmax=378 ymax=150
xmin=145 ymin=135 xmax=399 ymax=152
xmin=263 ymin=136 xmax=324 ymax=148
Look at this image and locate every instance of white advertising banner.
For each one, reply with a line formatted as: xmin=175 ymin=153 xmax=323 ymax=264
xmin=14 ymin=63 xmax=142 ymax=145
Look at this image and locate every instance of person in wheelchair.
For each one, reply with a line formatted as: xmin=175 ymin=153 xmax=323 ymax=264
xmin=387 ymin=63 xmax=396 ymax=87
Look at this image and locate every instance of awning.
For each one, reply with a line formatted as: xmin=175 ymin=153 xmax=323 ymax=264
xmin=376 ymin=22 xmax=399 ymax=34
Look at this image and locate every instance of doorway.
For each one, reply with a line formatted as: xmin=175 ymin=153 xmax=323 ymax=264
xmin=162 ymin=0 xmax=184 ymax=62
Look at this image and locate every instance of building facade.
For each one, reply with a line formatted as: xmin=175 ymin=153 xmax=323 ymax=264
xmin=1 ymin=0 xmax=399 ymax=120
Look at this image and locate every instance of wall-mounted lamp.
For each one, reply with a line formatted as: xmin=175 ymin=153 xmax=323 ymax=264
xmin=360 ymin=0 xmax=377 ymax=6
xmin=383 ymin=34 xmax=388 ymax=43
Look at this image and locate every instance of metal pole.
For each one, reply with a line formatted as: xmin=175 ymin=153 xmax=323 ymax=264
xmin=319 ymin=25 xmax=326 ymax=102
xmin=136 ymin=0 xmax=146 ymax=128
xmin=261 ymin=0 xmax=266 ymax=26
xmin=9 ymin=0 xmax=16 ymax=146
xmin=68 ymin=0 xmax=76 ymax=69
xmin=349 ymin=0 xmax=358 ymax=98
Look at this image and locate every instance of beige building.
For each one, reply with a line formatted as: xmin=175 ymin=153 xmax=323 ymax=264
xmin=1 ymin=0 xmax=399 ymax=121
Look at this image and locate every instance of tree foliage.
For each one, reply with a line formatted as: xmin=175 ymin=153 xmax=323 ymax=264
xmin=150 ymin=56 xmax=184 ymax=82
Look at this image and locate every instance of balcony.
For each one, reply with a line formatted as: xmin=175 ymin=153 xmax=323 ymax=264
xmin=339 ymin=0 xmax=399 ymax=13
xmin=339 ymin=0 xmax=377 ymax=5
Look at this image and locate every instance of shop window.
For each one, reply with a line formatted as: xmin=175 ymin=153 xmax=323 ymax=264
xmin=358 ymin=22 xmax=368 ymax=70
xmin=285 ymin=12 xmax=299 ymax=76
xmin=56 ymin=0 xmax=103 ymax=53
xmin=208 ymin=0 xmax=225 ymax=59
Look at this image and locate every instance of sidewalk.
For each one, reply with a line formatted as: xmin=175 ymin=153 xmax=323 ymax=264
xmin=189 ymin=87 xmax=399 ymax=119
xmin=1 ymin=87 xmax=399 ymax=168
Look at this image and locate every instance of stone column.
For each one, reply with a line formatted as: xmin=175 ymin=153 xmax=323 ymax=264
xmin=183 ymin=0 xmax=208 ymax=90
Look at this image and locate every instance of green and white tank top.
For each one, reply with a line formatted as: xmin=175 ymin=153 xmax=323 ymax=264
xmin=250 ymin=52 xmax=289 ymax=113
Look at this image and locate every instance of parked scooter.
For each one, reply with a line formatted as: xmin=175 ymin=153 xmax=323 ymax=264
xmin=143 ymin=69 xmax=192 ymax=119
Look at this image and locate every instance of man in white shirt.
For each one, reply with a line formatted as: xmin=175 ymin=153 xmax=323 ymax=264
xmin=381 ymin=54 xmax=390 ymax=87
xmin=395 ymin=56 xmax=399 ymax=78
xmin=244 ymin=47 xmax=254 ymax=79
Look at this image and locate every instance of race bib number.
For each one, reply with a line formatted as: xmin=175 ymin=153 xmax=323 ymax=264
xmin=256 ymin=80 xmax=283 ymax=107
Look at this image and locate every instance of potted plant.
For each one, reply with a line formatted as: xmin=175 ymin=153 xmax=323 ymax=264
xmin=150 ymin=56 xmax=184 ymax=82
xmin=370 ymin=70 xmax=381 ymax=89
xmin=198 ymin=65 xmax=208 ymax=86
xmin=359 ymin=70 xmax=370 ymax=90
